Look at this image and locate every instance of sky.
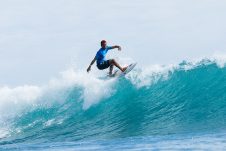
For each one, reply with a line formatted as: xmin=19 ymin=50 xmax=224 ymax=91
xmin=0 ymin=0 xmax=226 ymax=86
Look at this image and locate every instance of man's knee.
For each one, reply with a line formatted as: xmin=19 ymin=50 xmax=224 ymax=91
xmin=109 ymin=59 xmax=115 ymax=64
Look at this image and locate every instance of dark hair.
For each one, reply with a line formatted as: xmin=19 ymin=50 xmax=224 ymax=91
xmin=101 ymin=40 xmax=106 ymax=46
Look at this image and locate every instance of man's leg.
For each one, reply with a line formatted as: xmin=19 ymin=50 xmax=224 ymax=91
xmin=109 ymin=64 xmax=114 ymax=75
xmin=109 ymin=59 xmax=127 ymax=72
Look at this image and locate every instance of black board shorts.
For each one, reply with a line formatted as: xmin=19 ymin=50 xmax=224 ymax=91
xmin=97 ymin=60 xmax=111 ymax=70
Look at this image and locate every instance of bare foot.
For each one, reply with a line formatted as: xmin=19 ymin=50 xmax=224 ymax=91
xmin=122 ymin=66 xmax=127 ymax=72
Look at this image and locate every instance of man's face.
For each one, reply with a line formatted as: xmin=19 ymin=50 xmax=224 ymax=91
xmin=101 ymin=42 xmax=107 ymax=48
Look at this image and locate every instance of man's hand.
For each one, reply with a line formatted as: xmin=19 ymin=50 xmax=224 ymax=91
xmin=87 ymin=57 xmax=96 ymax=73
xmin=87 ymin=65 xmax=91 ymax=73
xmin=111 ymin=45 xmax=122 ymax=51
xmin=118 ymin=46 xmax=121 ymax=51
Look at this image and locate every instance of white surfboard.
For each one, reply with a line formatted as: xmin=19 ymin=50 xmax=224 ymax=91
xmin=110 ymin=63 xmax=137 ymax=78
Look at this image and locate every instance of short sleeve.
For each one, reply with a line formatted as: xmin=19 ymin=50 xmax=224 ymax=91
xmin=107 ymin=46 xmax=113 ymax=50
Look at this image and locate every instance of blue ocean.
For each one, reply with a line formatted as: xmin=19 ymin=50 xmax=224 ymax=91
xmin=1 ymin=58 xmax=226 ymax=150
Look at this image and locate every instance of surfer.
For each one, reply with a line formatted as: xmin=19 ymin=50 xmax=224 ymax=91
xmin=87 ymin=40 xmax=127 ymax=75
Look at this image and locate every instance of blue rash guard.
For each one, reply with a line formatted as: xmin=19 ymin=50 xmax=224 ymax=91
xmin=95 ymin=46 xmax=113 ymax=65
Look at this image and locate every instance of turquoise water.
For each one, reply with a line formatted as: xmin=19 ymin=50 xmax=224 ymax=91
xmin=0 ymin=59 xmax=226 ymax=150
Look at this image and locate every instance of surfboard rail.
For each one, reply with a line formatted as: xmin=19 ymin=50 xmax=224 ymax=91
xmin=110 ymin=62 xmax=137 ymax=78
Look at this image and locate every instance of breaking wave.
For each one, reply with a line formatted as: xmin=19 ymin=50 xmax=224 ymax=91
xmin=0 ymin=57 xmax=226 ymax=145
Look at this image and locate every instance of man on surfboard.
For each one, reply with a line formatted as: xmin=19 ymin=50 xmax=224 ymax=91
xmin=87 ymin=40 xmax=127 ymax=75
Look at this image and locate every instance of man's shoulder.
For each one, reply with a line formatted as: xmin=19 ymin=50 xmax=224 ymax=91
xmin=97 ymin=46 xmax=112 ymax=52
xmin=98 ymin=47 xmax=104 ymax=51
xmin=96 ymin=48 xmax=102 ymax=53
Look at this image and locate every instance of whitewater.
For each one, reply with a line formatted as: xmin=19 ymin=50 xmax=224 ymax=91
xmin=1 ymin=56 xmax=226 ymax=150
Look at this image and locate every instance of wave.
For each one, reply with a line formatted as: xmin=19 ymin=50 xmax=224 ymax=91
xmin=0 ymin=57 xmax=226 ymax=145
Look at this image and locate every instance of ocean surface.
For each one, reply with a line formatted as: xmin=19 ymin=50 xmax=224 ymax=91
xmin=0 ymin=58 xmax=226 ymax=150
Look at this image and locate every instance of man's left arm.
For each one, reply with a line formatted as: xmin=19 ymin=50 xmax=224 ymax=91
xmin=109 ymin=45 xmax=121 ymax=51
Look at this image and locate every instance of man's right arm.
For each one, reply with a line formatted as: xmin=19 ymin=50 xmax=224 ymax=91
xmin=110 ymin=45 xmax=121 ymax=51
xmin=87 ymin=56 xmax=96 ymax=73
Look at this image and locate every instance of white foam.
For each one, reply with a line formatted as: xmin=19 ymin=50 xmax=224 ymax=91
xmin=127 ymin=64 xmax=174 ymax=88
xmin=0 ymin=85 xmax=42 ymax=119
xmin=0 ymin=67 xmax=116 ymax=125
xmin=126 ymin=53 xmax=226 ymax=88
xmin=0 ymin=128 xmax=10 ymax=139
xmin=57 ymin=68 xmax=115 ymax=109
xmin=212 ymin=53 xmax=226 ymax=68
